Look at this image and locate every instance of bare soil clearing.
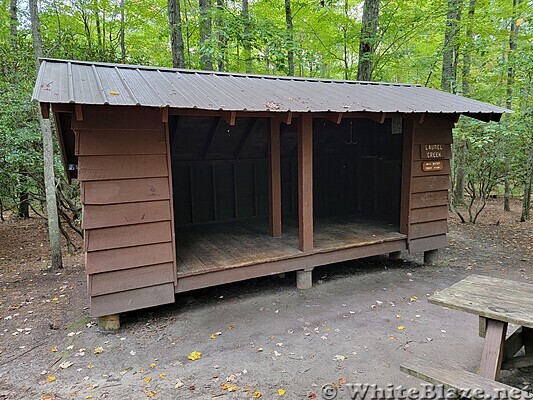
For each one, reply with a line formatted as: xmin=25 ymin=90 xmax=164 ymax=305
xmin=0 ymin=198 xmax=531 ymax=399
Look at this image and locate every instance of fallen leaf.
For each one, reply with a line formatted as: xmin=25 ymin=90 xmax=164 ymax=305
xmin=144 ymin=377 xmax=152 ymax=383
xmin=47 ymin=376 xmax=56 ymax=383
xmin=94 ymin=347 xmax=103 ymax=355
xmin=253 ymin=391 xmax=262 ymax=398
xmin=59 ymin=361 xmax=73 ymax=369
xmin=86 ymin=396 xmax=93 ymax=399
xmin=188 ymin=351 xmax=202 ymax=361
xmin=278 ymin=388 xmax=286 ymax=396
xmin=175 ymin=378 xmax=184 ymax=388
xmin=146 ymin=390 xmax=157 ymax=397
xmin=109 ymin=91 xmax=120 ymax=95
xmin=51 ymin=297 xmax=59 ymax=301
xmin=398 ymin=325 xmax=405 ymax=331
xmin=334 ymin=355 xmax=346 ymax=361
xmin=159 ymin=373 xmax=166 ymax=379
xmin=338 ymin=377 xmax=347 ymax=385
xmin=228 ymin=386 xmax=238 ymax=392
xmin=227 ymin=324 xmax=235 ymax=330
xmin=150 ymin=363 xmax=156 ymax=368
xmin=51 ymin=347 xmax=58 ymax=353
xmin=210 ymin=334 xmax=216 ymax=339
xmin=409 ymin=296 xmax=418 ymax=302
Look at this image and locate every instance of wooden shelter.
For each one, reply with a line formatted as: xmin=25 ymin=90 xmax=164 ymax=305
xmin=33 ymin=59 xmax=509 ymax=324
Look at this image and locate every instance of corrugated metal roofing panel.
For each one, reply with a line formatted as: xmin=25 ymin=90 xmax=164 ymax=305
xmin=32 ymin=58 xmax=511 ymax=119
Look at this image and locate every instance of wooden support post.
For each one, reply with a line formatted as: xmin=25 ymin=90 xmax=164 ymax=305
xmin=389 ymin=251 xmax=402 ymax=260
xmin=479 ymin=316 xmax=487 ymax=338
xmin=424 ymin=249 xmax=438 ymax=265
xmin=269 ymin=119 xmax=282 ymax=237
xmin=298 ymin=114 xmax=313 ymax=253
xmin=98 ymin=314 xmax=120 ymax=331
xmin=524 ymin=327 xmax=533 ymax=354
xmin=479 ymin=319 xmax=507 ymax=380
xmin=400 ymin=119 xmax=414 ymax=242
xmin=296 ymin=268 xmax=313 ymax=289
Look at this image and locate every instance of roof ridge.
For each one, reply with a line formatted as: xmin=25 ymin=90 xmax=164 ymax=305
xmin=38 ymin=58 xmax=420 ymax=87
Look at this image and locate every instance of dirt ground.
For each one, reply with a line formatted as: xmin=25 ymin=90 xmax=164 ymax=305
xmin=0 ymin=198 xmax=531 ymax=400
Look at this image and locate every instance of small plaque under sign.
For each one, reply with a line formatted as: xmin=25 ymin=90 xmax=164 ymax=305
xmin=422 ymin=161 xmax=443 ymax=172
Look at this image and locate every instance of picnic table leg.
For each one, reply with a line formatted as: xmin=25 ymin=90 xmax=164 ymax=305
xmin=479 ymin=319 xmax=507 ymax=380
xmin=523 ymin=327 xmax=533 ymax=354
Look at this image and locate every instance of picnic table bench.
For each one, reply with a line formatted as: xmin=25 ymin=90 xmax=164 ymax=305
xmin=400 ymin=275 xmax=533 ymax=399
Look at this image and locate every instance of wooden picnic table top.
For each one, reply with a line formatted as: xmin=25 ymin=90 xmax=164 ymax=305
xmin=429 ymin=274 xmax=533 ymax=329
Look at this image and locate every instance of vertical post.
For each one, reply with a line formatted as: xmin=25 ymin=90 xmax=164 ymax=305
xmin=269 ymin=118 xmax=282 ymax=237
xmin=479 ymin=319 xmax=507 ymax=380
xmin=400 ymin=119 xmax=415 ymax=246
xmin=298 ymin=114 xmax=313 ymax=252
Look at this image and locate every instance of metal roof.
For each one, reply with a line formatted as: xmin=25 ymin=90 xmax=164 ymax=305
xmin=33 ymin=58 xmax=510 ymax=121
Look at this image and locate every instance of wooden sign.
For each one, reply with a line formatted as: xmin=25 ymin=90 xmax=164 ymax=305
xmin=420 ymin=144 xmax=448 ymax=159
xmin=422 ymin=161 xmax=443 ymax=172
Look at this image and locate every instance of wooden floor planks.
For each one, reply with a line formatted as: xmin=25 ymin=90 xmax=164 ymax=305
xmin=176 ymin=215 xmax=405 ymax=278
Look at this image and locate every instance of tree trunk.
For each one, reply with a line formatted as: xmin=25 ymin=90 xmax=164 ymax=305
xmin=454 ymin=0 xmax=475 ymax=204
xmin=357 ymin=0 xmax=379 ymax=81
xmin=342 ymin=0 xmax=349 ymax=79
xmin=199 ymin=0 xmax=213 ymax=70
xmin=215 ymin=0 xmax=225 ymax=71
xmin=441 ymin=0 xmax=461 ymax=93
xmin=9 ymin=0 xmax=18 ymax=48
xmin=29 ymin=0 xmax=63 ymax=269
xmin=504 ymin=0 xmax=520 ymax=212
xmin=242 ymin=0 xmax=252 ymax=73
xmin=120 ymin=0 xmax=126 ymax=61
xmin=521 ymin=144 xmax=533 ymax=222
xmin=169 ymin=0 xmax=185 ymax=68
xmin=284 ymin=0 xmax=294 ymax=76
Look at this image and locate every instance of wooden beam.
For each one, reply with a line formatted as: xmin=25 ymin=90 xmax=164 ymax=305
xmin=298 ymin=114 xmax=313 ymax=253
xmin=419 ymin=113 xmax=426 ymax=124
xmin=400 ymin=119 xmax=415 ymax=247
xmin=161 ymin=107 xmax=169 ymax=123
xmin=280 ymin=112 xmax=293 ymax=125
xmin=234 ymin=118 xmax=257 ymax=158
xmin=324 ymin=113 xmax=343 ymax=124
xmin=203 ymin=117 xmax=221 ymax=160
xmin=40 ymin=103 xmax=50 ymax=119
xmin=221 ymin=111 xmax=237 ymax=126
xmin=479 ymin=319 xmax=507 ymax=380
xmin=269 ymin=119 xmax=282 ymax=237
xmin=74 ymin=104 xmax=83 ymax=121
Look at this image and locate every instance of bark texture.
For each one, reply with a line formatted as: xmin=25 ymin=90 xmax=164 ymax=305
xmin=29 ymin=0 xmax=63 ymax=269
xmin=199 ymin=0 xmax=213 ymax=70
xmin=357 ymin=0 xmax=379 ymax=81
xmin=441 ymin=0 xmax=461 ymax=92
xmin=169 ymin=0 xmax=185 ymax=68
xmin=284 ymin=0 xmax=294 ymax=76
xmin=242 ymin=0 xmax=252 ymax=73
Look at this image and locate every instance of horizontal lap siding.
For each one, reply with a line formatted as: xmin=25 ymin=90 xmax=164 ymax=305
xmin=75 ymin=106 xmax=176 ymax=317
xmin=409 ymin=116 xmax=453 ymax=248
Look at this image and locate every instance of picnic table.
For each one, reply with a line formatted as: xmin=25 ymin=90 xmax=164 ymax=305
xmin=429 ymin=274 xmax=533 ymax=381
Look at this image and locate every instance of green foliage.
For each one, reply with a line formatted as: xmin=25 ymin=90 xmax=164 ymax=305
xmin=0 ymin=0 xmax=531 ymax=220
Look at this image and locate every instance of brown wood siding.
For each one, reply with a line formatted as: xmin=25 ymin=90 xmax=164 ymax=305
xmin=85 ymin=221 xmax=172 ymax=251
xmin=82 ymin=200 xmax=171 ymax=229
xmin=407 ymin=115 xmax=453 ymax=251
xmin=78 ymin=154 xmax=168 ymax=181
xmin=77 ymin=129 xmax=166 ymax=155
xmin=90 ymin=282 xmax=175 ymax=317
xmin=75 ymin=106 xmax=176 ymax=316
xmin=89 ymin=263 xmax=174 ymax=296
xmin=82 ymin=178 xmax=170 ymax=205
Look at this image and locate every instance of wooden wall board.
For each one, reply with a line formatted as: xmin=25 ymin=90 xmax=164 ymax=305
xmin=86 ymin=237 xmax=174 ymax=274
xmin=82 ymin=200 xmax=171 ymax=229
xmin=71 ymin=105 xmax=162 ymax=131
xmin=78 ymin=129 xmax=166 ymax=155
xmin=410 ymin=205 xmax=448 ymax=224
xmin=82 ymin=178 xmax=170 ymax=205
xmin=410 ymin=220 xmax=448 ymax=239
xmin=86 ymin=221 xmax=172 ymax=252
xmin=89 ymin=263 xmax=174 ymax=296
xmin=90 ymin=282 xmax=175 ymax=317
xmin=408 ymin=234 xmax=448 ymax=253
xmin=298 ymin=114 xmax=313 ymax=252
xmin=78 ymin=155 xmax=168 ymax=181
xmin=412 ymin=175 xmax=450 ymax=193
xmin=411 ymin=190 xmax=448 ymax=209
